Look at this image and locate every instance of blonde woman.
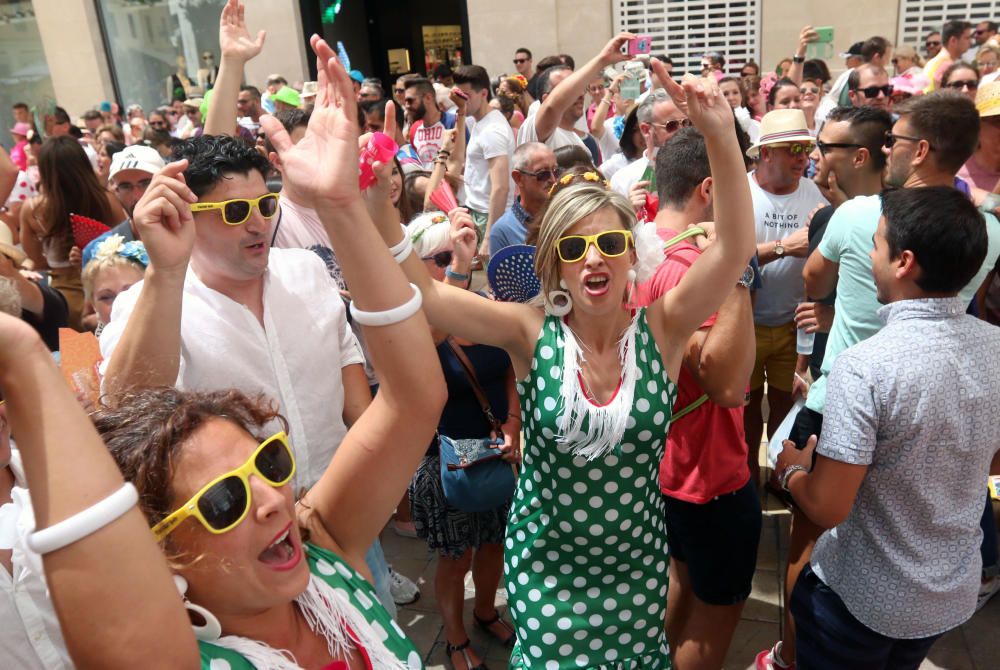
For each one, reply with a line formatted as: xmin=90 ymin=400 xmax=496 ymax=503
xmin=368 ymin=50 xmax=755 ymax=669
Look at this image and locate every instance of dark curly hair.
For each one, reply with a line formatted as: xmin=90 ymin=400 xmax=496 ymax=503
xmin=171 ymin=134 xmax=272 ymax=197
xmin=93 ymin=387 xmax=287 ymax=548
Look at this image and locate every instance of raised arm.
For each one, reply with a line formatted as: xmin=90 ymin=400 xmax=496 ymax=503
xmin=0 ymin=315 xmax=197 ymax=668
xmin=203 ymin=0 xmax=266 ymax=136
xmin=260 ymin=38 xmax=447 ymax=565
xmin=101 ymin=161 xmax=196 ymax=394
xmin=786 ymin=26 xmax=818 ymax=85
xmin=590 ymin=73 xmax=625 ymax=137
xmin=653 ymin=65 xmax=755 ymax=376
xmin=535 ymin=34 xmax=632 ymax=143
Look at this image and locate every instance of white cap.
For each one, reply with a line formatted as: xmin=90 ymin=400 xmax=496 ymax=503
xmin=109 ymin=145 xmax=165 ymax=183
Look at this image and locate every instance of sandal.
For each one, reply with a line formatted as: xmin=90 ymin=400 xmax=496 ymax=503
xmin=473 ymin=609 xmax=516 ymax=648
xmin=446 ymin=639 xmax=488 ymax=670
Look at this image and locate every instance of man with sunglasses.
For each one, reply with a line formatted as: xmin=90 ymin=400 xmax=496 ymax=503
xmin=744 ymin=109 xmax=829 ymax=489
xmin=610 ymin=89 xmax=688 ymax=208
xmin=489 ymin=141 xmax=557 ymax=252
xmin=924 ymin=19 xmax=972 ymax=92
xmin=965 ymin=20 xmax=998 ymax=63
xmin=846 ymin=64 xmax=892 ymax=112
xmin=513 ymin=48 xmax=533 ymax=80
xmin=80 ymin=144 xmax=166 ymax=267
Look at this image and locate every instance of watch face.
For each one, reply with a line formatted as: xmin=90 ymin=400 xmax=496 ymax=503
xmin=740 ymin=265 xmax=755 ymax=286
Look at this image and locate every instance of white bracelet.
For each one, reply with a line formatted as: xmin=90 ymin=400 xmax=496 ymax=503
xmin=388 ymin=223 xmax=409 ymax=259
xmin=349 ymin=283 xmax=423 ymax=326
xmin=393 ymin=239 xmax=413 ymax=264
xmin=27 ymin=483 xmax=139 ymax=555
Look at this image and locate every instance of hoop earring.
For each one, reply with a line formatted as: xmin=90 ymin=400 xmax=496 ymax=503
xmin=174 ymin=574 xmax=222 ymax=641
xmin=625 ymin=268 xmax=638 ymax=305
xmin=545 ymin=279 xmax=573 ymax=317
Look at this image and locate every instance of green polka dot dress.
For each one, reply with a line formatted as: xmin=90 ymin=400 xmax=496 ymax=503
xmin=505 ymin=310 xmax=676 ymax=669
xmin=197 ymin=543 xmax=424 ymax=669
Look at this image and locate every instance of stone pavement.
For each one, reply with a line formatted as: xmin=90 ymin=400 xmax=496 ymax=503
xmin=383 ymin=486 xmax=1000 ymax=670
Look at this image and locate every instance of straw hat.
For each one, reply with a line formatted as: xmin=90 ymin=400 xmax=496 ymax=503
xmin=746 ymin=109 xmax=814 ymax=159
xmin=976 ymin=80 xmax=1000 ymax=118
xmin=0 ymin=224 xmax=28 ymax=268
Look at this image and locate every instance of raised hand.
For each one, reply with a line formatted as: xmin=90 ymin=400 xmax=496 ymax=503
xmin=651 ymin=59 xmax=734 ymax=137
xmin=449 ymin=87 xmax=468 ymax=117
xmin=131 ymin=160 xmax=197 ymax=275
xmin=219 ymin=0 xmax=266 ymax=63
xmin=600 ymin=33 xmax=637 ymax=67
xmin=261 ymin=36 xmax=360 ymax=212
xmin=448 ymin=207 xmax=477 ymax=267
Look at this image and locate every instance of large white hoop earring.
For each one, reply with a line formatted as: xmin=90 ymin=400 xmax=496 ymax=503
xmin=545 ymin=279 xmax=572 ymax=317
xmin=174 ymin=574 xmax=222 ymax=641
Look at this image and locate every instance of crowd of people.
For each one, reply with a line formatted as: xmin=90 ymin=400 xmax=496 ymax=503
xmin=2 ymin=1 xmax=1000 ymax=668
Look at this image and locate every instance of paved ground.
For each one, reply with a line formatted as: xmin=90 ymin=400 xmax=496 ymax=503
xmin=383 ymin=485 xmax=1000 ymax=670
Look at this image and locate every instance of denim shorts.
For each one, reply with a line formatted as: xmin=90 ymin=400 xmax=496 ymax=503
xmin=662 ymin=479 xmax=762 ymax=605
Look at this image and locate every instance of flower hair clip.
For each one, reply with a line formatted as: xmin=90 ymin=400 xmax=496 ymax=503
xmin=509 ymin=74 xmax=529 ymax=89
xmin=94 ymin=234 xmax=150 ymax=267
xmin=547 ymin=171 xmax=611 ymax=197
xmin=758 ymin=72 xmax=778 ymax=101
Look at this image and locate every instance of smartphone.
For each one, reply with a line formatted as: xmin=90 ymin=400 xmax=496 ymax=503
xmin=814 ymin=26 xmax=834 ymax=43
xmin=628 ymin=35 xmax=652 ymax=56
xmin=807 ymin=27 xmax=835 ymax=60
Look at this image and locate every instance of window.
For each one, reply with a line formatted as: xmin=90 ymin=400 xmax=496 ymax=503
xmin=898 ymin=0 xmax=1000 ymax=51
xmin=613 ymin=0 xmax=761 ymax=77
xmin=95 ymin=0 xmax=224 ymax=112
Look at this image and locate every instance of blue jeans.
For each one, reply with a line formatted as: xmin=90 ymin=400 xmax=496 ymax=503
xmin=791 ymin=564 xmax=942 ymax=670
xmin=364 ymin=538 xmax=397 ymax=620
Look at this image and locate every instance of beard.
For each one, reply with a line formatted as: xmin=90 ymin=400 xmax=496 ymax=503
xmin=411 ymin=100 xmax=427 ymax=121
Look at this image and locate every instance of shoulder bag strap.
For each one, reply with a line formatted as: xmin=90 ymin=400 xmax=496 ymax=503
xmin=447 ymin=337 xmax=503 ymax=434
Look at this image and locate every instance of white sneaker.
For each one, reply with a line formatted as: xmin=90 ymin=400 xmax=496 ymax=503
xmin=977 ymin=576 xmax=1000 ymax=611
xmin=388 ymin=566 xmax=420 ymax=606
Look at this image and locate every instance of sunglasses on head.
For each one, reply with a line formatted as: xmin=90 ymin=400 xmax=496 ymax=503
xmin=944 ymin=79 xmax=979 ymax=90
xmin=424 ymin=250 xmax=453 ymax=268
xmin=650 ymin=118 xmax=692 ymax=133
xmin=855 ymin=84 xmax=893 ymax=98
xmin=151 ymin=432 xmax=295 ymax=540
xmin=557 ymin=230 xmax=633 ymax=263
xmin=190 ymin=193 xmax=280 ymax=226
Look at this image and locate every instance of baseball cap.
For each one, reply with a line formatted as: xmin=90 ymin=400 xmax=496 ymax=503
xmin=108 ymin=144 xmax=165 ymax=183
xmin=272 ymin=86 xmax=301 ymax=108
xmin=839 ymin=42 xmax=864 ymax=59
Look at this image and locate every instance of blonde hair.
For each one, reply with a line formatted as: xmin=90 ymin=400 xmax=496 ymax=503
xmin=533 ymin=182 xmax=637 ymax=303
xmin=82 ymin=253 xmax=146 ymax=303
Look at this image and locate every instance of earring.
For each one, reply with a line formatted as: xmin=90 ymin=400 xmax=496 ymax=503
xmin=545 ymin=279 xmax=573 ymax=317
xmin=174 ymin=574 xmax=222 ymax=641
xmin=625 ymin=268 xmax=638 ymax=305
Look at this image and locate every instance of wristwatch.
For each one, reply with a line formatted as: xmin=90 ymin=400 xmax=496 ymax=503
xmin=778 ymin=464 xmax=809 ymax=492
xmin=792 ymin=55 xmax=806 ymax=64
xmin=737 ymin=264 xmax=755 ymax=288
xmin=774 ymin=239 xmax=785 ymax=258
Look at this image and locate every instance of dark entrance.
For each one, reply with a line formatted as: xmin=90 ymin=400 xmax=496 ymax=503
xmin=299 ymin=0 xmax=470 ymax=88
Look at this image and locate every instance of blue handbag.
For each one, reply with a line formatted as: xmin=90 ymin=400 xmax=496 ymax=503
xmin=438 ymin=339 xmax=516 ymax=513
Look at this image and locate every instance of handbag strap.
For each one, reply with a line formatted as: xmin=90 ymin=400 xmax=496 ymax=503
xmin=447 ymin=337 xmax=503 ymax=434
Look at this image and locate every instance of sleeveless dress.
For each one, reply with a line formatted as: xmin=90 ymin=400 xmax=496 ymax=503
xmin=505 ymin=310 xmax=677 ymax=669
xmin=197 ymin=543 xmax=424 ymax=669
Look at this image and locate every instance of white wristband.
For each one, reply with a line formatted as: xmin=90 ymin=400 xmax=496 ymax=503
xmin=349 ymin=283 xmax=423 ymax=326
xmin=393 ymin=239 xmax=413 ymax=264
xmin=27 ymin=483 xmax=139 ymax=555
xmin=388 ymin=223 xmax=409 ymax=256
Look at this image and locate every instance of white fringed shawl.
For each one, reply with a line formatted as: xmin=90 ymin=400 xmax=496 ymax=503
xmin=555 ymin=312 xmax=641 ymax=461
xmin=209 ymin=573 xmax=409 ymax=670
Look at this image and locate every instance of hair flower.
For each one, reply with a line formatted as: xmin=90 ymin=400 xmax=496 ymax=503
xmin=93 ymin=234 xmax=150 ymax=267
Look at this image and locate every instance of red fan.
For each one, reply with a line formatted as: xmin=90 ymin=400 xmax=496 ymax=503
xmin=429 ymin=180 xmax=459 ymax=214
xmin=70 ymin=214 xmax=111 ymax=249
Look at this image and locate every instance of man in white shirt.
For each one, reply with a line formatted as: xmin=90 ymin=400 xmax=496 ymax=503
xmin=610 ymin=89 xmax=688 ymax=211
xmin=742 ymin=109 xmax=829 ymax=483
xmin=517 ymin=33 xmax=634 ymax=161
xmin=403 ymin=77 xmax=458 ymax=168
xmin=453 ymin=65 xmax=515 ymax=254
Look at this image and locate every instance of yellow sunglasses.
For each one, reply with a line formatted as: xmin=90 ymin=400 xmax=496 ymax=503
xmin=189 ymin=192 xmax=281 ymax=226
xmin=556 ymin=230 xmax=634 ymax=263
xmin=769 ymin=142 xmax=815 ymax=155
xmin=151 ymin=431 xmax=295 ymax=541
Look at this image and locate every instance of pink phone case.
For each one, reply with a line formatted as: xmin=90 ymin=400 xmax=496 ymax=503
xmin=628 ymin=35 xmax=652 ymax=56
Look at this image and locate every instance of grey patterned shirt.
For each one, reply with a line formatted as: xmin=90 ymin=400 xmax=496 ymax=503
xmin=811 ymin=297 xmax=1000 ymax=639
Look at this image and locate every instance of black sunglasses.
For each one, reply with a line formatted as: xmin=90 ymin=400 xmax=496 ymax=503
xmin=854 ymin=84 xmax=893 ymax=98
xmin=925 ymin=40 xmax=941 ymax=47
xmin=651 ymin=118 xmax=693 ymax=133
xmin=518 ymin=168 xmax=561 ymax=182
xmin=513 ymin=58 xmax=528 ymax=64
xmin=884 ymin=131 xmax=929 ymax=149
xmin=423 ymin=251 xmax=452 ymax=268
xmin=816 ymin=141 xmax=864 ymax=155
xmin=944 ymin=79 xmax=979 ymax=90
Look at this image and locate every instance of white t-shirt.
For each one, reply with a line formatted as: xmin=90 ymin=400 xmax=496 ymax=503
xmin=595 ymin=117 xmax=620 ymax=166
xmin=599 ymin=152 xmax=631 ymax=181
xmin=748 ymin=171 xmax=829 ymax=326
xmin=517 ymin=113 xmax=587 ymax=153
xmin=100 ymin=248 xmax=365 ymax=489
xmin=610 ymin=155 xmax=650 ymax=197
xmin=464 ymin=109 xmax=515 ymax=214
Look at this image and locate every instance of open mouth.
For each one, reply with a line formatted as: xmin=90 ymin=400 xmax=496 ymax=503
xmin=583 ymin=274 xmax=610 ymax=296
xmin=244 ymin=240 xmax=266 ymax=252
xmin=258 ymin=524 xmax=301 ymax=569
